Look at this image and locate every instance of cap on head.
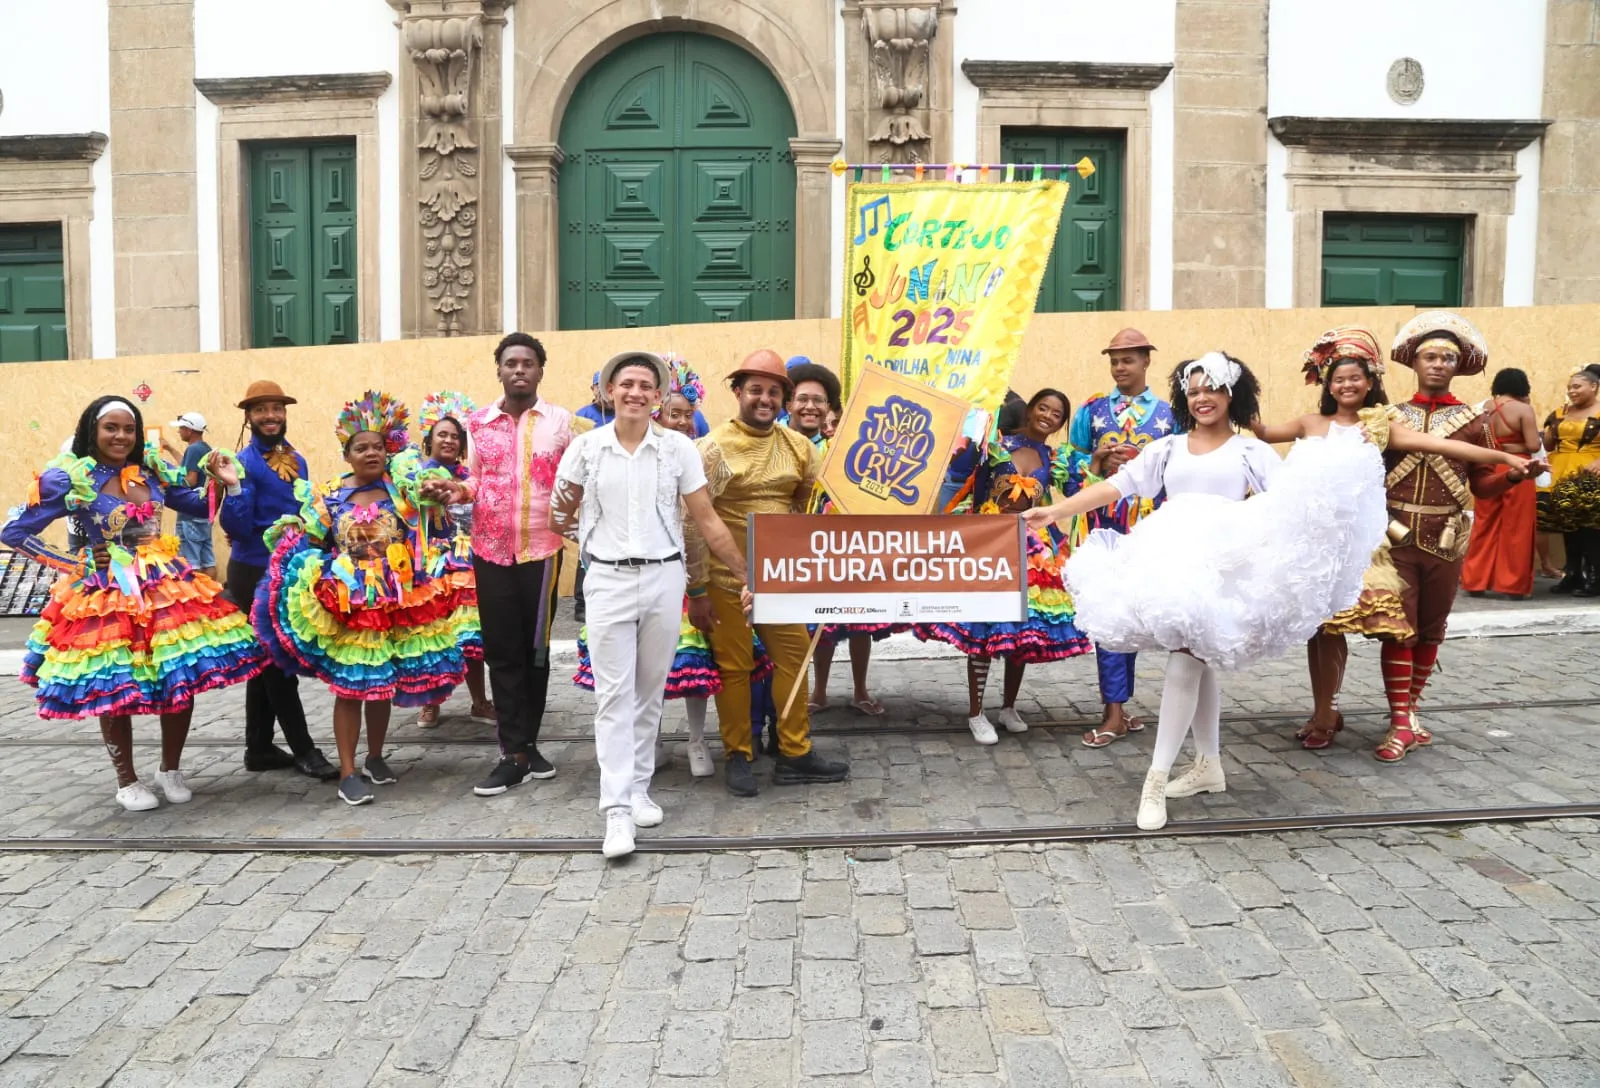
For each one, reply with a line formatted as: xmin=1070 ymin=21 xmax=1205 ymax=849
xmin=237 ymin=380 xmax=297 ymax=409
xmin=600 ymin=351 xmax=669 ymax=392
xmin=169 ymin=411 xmax=208 ymax=432
xmin=1103 ymin=328 xmax=1156 ymax=355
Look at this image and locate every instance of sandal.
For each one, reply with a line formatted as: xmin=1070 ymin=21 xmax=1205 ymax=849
xmin=850 ymin=698 xmax=886 ymax=717
xmin=1125 ymin=716 xmax=1146 ymax=733
xmin=1300 ymin=712 xmax=1343 ymax=750
xmin=1083 ymin=726 xmax=1128 ymax=748
xmin=1374 ymin=721 xmax=1418 ymax=763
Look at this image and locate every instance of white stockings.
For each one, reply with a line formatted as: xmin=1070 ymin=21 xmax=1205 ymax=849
xmin=1149 ymin=652 xmax=1221 ymax=774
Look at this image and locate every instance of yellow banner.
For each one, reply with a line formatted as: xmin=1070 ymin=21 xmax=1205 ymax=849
xmin=818 ymin=364 xmax=969 ymax=516
xmin=840 ymin=180 xmax=1068 ymax=413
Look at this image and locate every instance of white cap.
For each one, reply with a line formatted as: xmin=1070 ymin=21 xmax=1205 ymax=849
xmin=169 ymin=412 xmax=207 ymax=432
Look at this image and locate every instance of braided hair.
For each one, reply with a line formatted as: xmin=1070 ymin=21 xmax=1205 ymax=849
xmin=71 ymin=396 xmax=146 ymax=462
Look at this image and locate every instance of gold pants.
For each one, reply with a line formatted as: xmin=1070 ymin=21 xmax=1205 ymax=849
xmin=707 ymin=585 xmax=812 ymax=759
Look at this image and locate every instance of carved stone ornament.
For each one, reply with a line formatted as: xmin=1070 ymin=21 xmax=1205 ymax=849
xmin=864 ymin=5 xmax=939 ymax=163
xmin=1388 ymin=58 xmax=1424 ymax=106
xmin=404 ymin=13 xmax=483 ymax=334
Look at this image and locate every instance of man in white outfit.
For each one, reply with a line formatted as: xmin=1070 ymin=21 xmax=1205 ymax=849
xmin=550 ymin=351 xmax=753 ymax=859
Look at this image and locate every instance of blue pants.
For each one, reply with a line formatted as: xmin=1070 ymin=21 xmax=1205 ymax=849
xmin=1096 ymin=648 xmax=1136 ymax=705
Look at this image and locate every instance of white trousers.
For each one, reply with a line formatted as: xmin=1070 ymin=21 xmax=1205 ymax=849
xmin=584 ymin=559 xmax=685 ymax=813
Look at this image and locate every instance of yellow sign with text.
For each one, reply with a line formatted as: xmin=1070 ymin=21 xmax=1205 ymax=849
xmin=818 ymin=364 xmax=969 ymax=516
xmin=840 ymin=180 xmax=1068 ymax=413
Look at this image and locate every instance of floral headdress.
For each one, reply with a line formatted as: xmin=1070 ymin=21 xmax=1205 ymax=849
xmin=1303 ymin=326 xmax=1383 ymax=386
xmin=653 ymin=352 xmax=706 ymax=422
xmin=335 ymin=390 xmax=410 ymax=454
xmin=419 ymin=390 xmax=476 ymax=437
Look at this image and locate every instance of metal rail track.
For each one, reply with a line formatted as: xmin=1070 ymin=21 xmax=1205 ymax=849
xmin=2 ymin=696 xmax=1595 ymax=748
xmin=1 ymin=802 xmax=1596 ymax=856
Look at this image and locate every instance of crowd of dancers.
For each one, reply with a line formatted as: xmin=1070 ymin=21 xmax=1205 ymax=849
xmin=7 ymin=310 xmax=1596 ymax=857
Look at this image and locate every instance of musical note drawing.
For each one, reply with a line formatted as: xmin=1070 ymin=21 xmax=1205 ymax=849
xmin=853 ymin=196 xmax=891 ymax=244
xmin=853 ymin=256 xmax=876 ymax=298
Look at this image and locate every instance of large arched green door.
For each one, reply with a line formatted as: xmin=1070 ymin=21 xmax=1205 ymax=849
xmin=558 ymin=33 xmax=798 ymax=329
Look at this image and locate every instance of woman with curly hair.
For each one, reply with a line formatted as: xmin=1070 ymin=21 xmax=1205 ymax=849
xmin=1028 ymin=353 xmax=1387 ymax=830
xmin=1542 ymin=365 xmax=1600 ymax=596
xmin=2 ymin=396 xmax=262 ymax=811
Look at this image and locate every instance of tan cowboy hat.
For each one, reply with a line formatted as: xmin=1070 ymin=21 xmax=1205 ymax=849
xmin=728 ymin=349 xmax=794 ymax=391
xmin=600 ymin=351 xmax=670 ymax=391
xmin=237 ymin=380 xmax=298 ymax=409
xmin=1102 ymin=327 xmax=1156 ymax=354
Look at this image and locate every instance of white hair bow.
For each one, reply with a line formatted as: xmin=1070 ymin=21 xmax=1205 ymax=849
xmin=1182 ymin=352 xmax=1241 ymax=392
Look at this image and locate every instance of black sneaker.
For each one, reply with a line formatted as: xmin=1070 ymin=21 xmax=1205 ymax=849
xmin=725 ymin=752 xmax=759 ymax=797
xmin=1552 ymin=573 xmax=1582 ymax=594
xmin=244 ymin=745 xmax=297 ymax=772
xmin=338 ymin=774 xmax=374 ymax=806
xmin=474 ymin=757 xmax=535 ymax=796
xmin=362 ymin=754 xmax=397 ymax=785
xmin=773 ymin=749 xmax=849 ymax=786
xmin=526 ymin=750 xmax=557 ymax=780
xmin=295 ymin=748 xmax=339 ymax=781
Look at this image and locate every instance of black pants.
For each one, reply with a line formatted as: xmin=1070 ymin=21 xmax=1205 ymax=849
xmin=474 ymin=552 xmax=563 ymax=756
xmin=225 ymin=559 xmax=316 ymax=758
xmin=1566 ymin=529 xmax=1600 ymax=584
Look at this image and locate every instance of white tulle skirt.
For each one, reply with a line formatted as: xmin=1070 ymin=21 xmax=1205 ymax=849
xmin=1065 ymin=433 xmax=1388 ymax=671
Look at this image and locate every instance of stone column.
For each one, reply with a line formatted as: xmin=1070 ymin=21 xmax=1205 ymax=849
xmin=1171 ymin=0 xmax=1268 ymax=309
xmin=390 ymin=0 xmax=511 ymax=338
xmin=1536 ymin=0 xmax=1600 ymax=304
xmin=843 ymin=0 xmax=956 ymax=164
xmin=506 ymin=142 xmax=563 ymax=332
xmin=108 ymin=0 xmax=201 ymax=354
xmin=789 ymin=137 xmax=843 ymax=320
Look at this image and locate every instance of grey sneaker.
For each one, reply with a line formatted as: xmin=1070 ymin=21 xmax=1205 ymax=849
xmin=362 ymin=754 xmax=397 ymax=785
xmin=339 ymin=774 xmax=374 ymax=807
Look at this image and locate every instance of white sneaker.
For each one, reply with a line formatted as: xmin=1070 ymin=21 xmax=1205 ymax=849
xmin=685 ymin=739 xmax=714 ymax=778
xmin=631 ymin=794 xmax=664 ymax=828
xmin=153 ymin=769 xmax=192 ymax=804
xmin=603 ymin=808 xmax=636 ymax=858
xmin=116 ymin=781 xmax=160 ymax=812
xmin=996 ymin=708 xmax=1029 ymax=734
xmin=967 ymin=715 xmax=999 ymax=745
xmin=1136 ymin=769 xmax=1169 ymax=831
xmin=1166 ymin=753 xmax=1226 ymax=798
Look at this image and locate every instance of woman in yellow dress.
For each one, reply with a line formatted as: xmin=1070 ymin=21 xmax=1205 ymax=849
xmin=1541 ymin=364 xmax=1600 ymax=596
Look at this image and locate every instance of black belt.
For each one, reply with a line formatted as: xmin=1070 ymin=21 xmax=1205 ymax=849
xmin=590 ymin=552 xmax=682 ymax=567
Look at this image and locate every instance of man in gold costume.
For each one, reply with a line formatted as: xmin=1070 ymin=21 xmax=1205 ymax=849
xmin=686 ymin=350 xmax=850 ymax=797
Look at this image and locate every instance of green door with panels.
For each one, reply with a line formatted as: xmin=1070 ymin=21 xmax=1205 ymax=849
xmin=1321 ymin=215 xmax=1464 ymax=307
xmin=558 ymin=33 xmax=798 ymax=329
xmin=1000 ymin=129 xmax=1123 ymax=312
xmin=249 ymin=141 xmax=358 ymax=348
xmin=0 ymin=225 xmax=68 ymax=363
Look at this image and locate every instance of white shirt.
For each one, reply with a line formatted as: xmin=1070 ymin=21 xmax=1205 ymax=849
xmin=554 ymin=422 xmax=708 ymax=562
xmin=1110 ymin=433 xmax=1281 ymax=502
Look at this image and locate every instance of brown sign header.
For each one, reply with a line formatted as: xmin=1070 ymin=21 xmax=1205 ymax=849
xmin=750 ymin=514 xmax=1025 ymax=595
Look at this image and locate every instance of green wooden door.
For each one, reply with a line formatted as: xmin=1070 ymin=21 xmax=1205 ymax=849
xmin=558 ymin=33 xmax=798 ymax=329
xmin=249 ymin=141 xmax=358 ymax=348
xmin=1000 ymin=129 xmax=1123 ymax=312
xmin=0 ymin=225 xmax=68 ymax=363
xmin=1321 ymin=215 xmax=1464 ymax=307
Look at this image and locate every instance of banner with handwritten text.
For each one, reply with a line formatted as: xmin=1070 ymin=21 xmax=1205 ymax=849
xmin=840 ymin=180 xmax=1068 ymax=413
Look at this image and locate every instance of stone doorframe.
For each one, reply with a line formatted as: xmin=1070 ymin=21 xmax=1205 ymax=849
xmin=195 ymin=74 xmax=390 ymax=350
xmin=0 ymin=134 xmax=107 ymax=360
xmin=963 ymin=61 xmax=1172 ymax=313
xmin=509 ymin=0 xmax=839 ymax=329
xmin=1269 ymin=117 xmax=1549 ymax=308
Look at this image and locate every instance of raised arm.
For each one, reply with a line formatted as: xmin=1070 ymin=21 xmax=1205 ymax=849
xmin=1389 ymin=422 xmax=1529 ymax=470
xmin=1248 ymin=414 xmax=1311 ymax=444
xmin=1023 ymin=479 xmax=1124 ymax=531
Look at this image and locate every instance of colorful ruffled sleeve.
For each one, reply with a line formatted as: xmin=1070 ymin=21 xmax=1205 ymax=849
xmin=1 ymin=463 xmax=92 ymax=573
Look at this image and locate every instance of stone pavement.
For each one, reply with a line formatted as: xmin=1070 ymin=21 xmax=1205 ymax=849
xmin=2 ymin=821 xmax=1599 ymax=1085
xmin=0 ymin=633 xmax=1598 ymax=844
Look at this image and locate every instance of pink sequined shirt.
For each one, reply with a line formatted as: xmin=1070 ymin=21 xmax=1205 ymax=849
xmin=465 ymin=396 xmax=574 ymax=565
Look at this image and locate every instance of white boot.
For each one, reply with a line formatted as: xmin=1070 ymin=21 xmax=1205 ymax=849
xmin=1136 ymin=769 xmax=1169 ymax=831
xmin=1165 ymin=753 xmax=1226 ymax=798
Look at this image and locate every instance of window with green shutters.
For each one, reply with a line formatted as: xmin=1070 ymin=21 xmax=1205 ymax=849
xmin=1000 ymin=129 xmax=1124 ymax=313
xmin=0 ymin=224 xmax=68 ymax=363
xmin=1321 ymin=215 xmax=1465 ymax=307
xmin=249 ymin=141 xmax=358 ymax=348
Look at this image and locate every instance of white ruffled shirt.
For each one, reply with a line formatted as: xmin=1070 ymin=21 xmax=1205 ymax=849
xmin=1109 ymin=433 xmax=1281 ymax=502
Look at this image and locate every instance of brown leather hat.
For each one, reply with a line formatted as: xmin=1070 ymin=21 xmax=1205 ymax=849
xmin=728 ymin=349 xmax=794 ymax=391
xmin=237 ymin=380 xmax=298 ymax=409
xmin=1102 ymin=327 xmax=1156 ymax=354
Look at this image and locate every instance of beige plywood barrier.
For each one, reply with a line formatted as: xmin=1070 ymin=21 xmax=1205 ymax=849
xmin=5 ymin=305 xmax=1596 ymax=592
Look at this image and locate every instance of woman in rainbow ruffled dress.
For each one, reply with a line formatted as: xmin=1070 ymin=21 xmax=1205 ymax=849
xmin=2 ymin=396 xmax=265 ymax=812
xmin=253 ymin=391 xmax=468 ymax=807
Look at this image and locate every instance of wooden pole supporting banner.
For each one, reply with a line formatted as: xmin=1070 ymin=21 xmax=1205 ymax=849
xmin=780 ymin=623 xmax=827 ymax=724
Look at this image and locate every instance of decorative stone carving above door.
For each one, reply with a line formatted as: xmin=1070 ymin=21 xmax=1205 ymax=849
xmin=843 ymin=0 xmax=955 ymax=165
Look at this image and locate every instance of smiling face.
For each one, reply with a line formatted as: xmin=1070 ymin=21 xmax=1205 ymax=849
xmin=97 ymin=409 xmax=139 ymax=464
xmin=429 ymin=419 xmax=464 ymax=465
xmin=1107 ymin=349 xmax=1151 ymax=395
xmin=659 ymin=393 xmax=697 ymax=437
xmin=246 ymin=400 xmax=288 ymax=443
xmin=735 ymin=375 xmax=788 ymax=430
xmin=607 ymin=363 xmax=661 ymax=421
xmin=344 ymin=431 xmax=387 ymax=482
xmin=1570 ymin=372 xmax=1599 ymax=410
xmin=1327 ymin=361 xmax=1373 ymax=410
xmin=497 ymin=344 xmax=544 ymax=401
xmin=788 ymin=380 xmax=830 ymax=437
xmin=1024 ymin=394 xmax=1068 ymax=440
xmin=1185 ymin=372 xmax=1233 ymax=427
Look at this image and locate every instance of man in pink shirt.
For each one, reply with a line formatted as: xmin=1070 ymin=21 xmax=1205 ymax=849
xmin=428 ymin=333 xmax=574 ymax=795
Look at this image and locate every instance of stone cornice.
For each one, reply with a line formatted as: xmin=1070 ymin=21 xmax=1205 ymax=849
xmin=961 ymin=60 xmax=1172 ymax=93
xmin=1269 ymin=117 xmax=1549 ymax=155
xmin=0 ymin=133 xmax=108 ymax=162
xmin=194 ymin=73 xmax=393 ymax=106
xmin=505 ymin=143 xmax=565 ymax=167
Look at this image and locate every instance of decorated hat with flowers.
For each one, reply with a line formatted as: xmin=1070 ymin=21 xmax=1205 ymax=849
xmin=335 ymin=390 xmax=410 ymax=454
xmin=419 ymin=390 xmax=476 ymax=436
